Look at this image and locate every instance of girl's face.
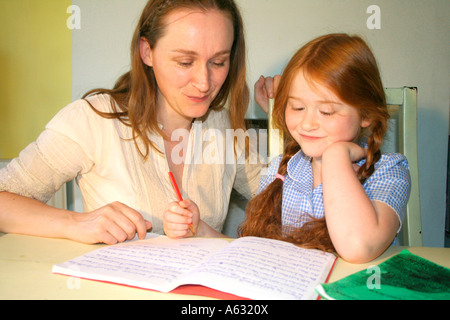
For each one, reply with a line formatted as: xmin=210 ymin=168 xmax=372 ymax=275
xmin=140 ymin=9 xmax=234 ymax=126
xmin=285 ymin=70 xmax=371 ymax=160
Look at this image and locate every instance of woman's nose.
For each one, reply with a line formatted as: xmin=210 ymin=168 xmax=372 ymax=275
xmin=191 ymin=64 xmax=210 ymax=93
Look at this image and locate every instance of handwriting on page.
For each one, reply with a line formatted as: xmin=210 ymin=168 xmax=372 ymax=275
xmin=185 ymin=237 xmax=334 ymax=300
xmin=59 ymin=238 xmax=228 ymax=290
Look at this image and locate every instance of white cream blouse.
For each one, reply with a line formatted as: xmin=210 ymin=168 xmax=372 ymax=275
xmin=0 ymin=94 xmax=263 ymax=234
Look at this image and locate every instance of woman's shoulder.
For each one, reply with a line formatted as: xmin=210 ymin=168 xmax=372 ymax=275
xmin=83 ymin=93 xmax=115 ymax=112
xmin=47 ymin=94 xmax=115 ymax=126
xmin=69 ymin=93 xmax=115 ymax=114
xmin=44 ymin=94 xmax=122 ymax=147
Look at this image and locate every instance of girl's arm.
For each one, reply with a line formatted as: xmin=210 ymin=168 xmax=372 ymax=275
xmin=321 ymin=142 xmax=399 ymax=263
xmin=0 ymin=191 xmax=151 ymax=244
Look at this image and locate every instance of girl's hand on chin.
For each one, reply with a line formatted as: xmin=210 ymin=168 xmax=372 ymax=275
xmin=324 ymin=142 xmax=367 ymax=163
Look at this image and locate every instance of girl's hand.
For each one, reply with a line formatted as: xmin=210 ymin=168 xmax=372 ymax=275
xmin=324 ymin=141 xmax=367 ymax=163
xmin=322 ymin=142 xmax=367 ymax=175
xmin=254 ymin=75 xmax=281 ymax=113
xmin=69 ymin=202 xmax=152 ymax=245
xmin=163 ymin=199 xmax=200 ymax=239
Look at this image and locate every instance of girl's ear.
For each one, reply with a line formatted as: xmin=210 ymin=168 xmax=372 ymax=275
xmin=361 ymin=117 xmax=373 ymax=128
xmin=140 ymin=37 xmax=153 ymax=67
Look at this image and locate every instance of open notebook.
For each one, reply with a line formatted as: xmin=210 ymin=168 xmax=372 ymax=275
xmin=53 ymin=234 xmax=337 ymax=300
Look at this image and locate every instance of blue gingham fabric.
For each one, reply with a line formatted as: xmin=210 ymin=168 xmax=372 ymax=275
xmin=258 ymin=149 xmax=411 ymax=234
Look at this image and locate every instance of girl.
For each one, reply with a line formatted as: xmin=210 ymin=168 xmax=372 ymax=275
xmin=0 ymin=0 xmax=262 ymax=244
xmin=240 ymin=34 xmax=411 ymax=263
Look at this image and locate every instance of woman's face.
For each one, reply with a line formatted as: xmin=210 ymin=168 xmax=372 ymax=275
xmin=140 ymin=8 xmax=234 ymax=127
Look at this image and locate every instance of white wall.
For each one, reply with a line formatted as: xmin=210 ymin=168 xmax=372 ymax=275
xmin=71 ymin=0 xmax=450 ymax=247
xmin=72 ymin=0 xmax=147 ymax=99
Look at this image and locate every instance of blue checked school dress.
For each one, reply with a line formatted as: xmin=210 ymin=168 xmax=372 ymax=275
xmin=258 ymin=148 xmax=411 ymax=238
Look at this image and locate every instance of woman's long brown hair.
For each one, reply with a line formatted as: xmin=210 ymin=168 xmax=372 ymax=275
xmin=239 ymin=34 xmax=389 ymax=253
xmin=82 ymin=0 xmax=249 ymax=158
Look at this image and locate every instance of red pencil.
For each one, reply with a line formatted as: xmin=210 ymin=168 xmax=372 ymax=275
xmin=168 ymin=172 xmax=195 ymax=235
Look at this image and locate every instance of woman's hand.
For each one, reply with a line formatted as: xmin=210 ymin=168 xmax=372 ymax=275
xmin=69 ymin=201 xmax=151 ymax=245
xmin=254 ymin=75 xmax=281 ymax=113
xmin=163 ymin=199 xmax=199 ymax=239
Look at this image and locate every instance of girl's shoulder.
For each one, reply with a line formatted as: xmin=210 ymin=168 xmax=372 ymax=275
xmin=268 ymin=154 xmax=283 ymax=174
xmin=257 ymin=155 xmax=283 ymax=192
xmin=365 ymin=152 xmax=411 ymax=184
xmin=357 ymin=138 xmax=409 ymax=172
xmin=377 ymin=152 xmax=409 ymax=170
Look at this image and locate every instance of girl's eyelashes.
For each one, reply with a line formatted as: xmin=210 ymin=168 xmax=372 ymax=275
xmin=288 ymin=104 xmax=334 ymax=116
xmin=287 ymin=99 xmax=337 ymax=116
xmin=287 ymin=101 xmax=305 ymax=111
xmin=319 ymin=110 xmax=334 ymax=116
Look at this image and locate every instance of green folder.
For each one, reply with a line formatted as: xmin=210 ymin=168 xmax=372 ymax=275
xmin=316 ymin=250 xmax=450 ymax=300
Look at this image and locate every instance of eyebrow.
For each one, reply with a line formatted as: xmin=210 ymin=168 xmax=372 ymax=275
xmin=171 ymin=49 xmax=231 ymax=58
xmin=287 ymin=96 xmax=342 ymax=106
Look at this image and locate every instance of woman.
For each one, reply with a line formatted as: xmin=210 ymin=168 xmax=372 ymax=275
xmin=0 ymin=0 xmax=262 ymax=244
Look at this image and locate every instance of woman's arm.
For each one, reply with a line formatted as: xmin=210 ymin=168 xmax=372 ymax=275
xmin=254 ymin=75 xmax=281 ymax=113
xmin=321 ymin=142 xmax=399 ymax=263
xmin=0 ymin=191 xmax=151 ymax=244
